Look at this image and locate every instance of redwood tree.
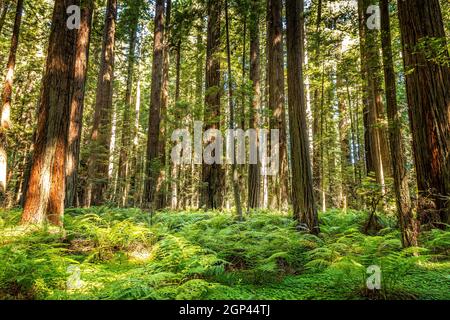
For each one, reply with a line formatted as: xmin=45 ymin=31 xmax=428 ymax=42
xmin=22 ymin=0 xmax=78 ymax=225
xmin=397 ymin=0 xmax=450 ymax=227
xmin=358 ymin=0 xmax=392 ymax=190
xmin=379 ymin=0 xmax=418 ymax=246
xmin=225 ymin=0 xmax=242 ymax=218
xmin=117 ymin=2 xmax=140 ymax=207
xmin=86 ymin=0 xmax=117 ymax=206
xmin=247 ymin=0 xmax=261 ymax=210
xmin=65 ymin=0 xmax=94 ymax=207
xmin=144 ymin=0 xmax=165 ymax=208
xmin=267 ymin=0 xmax=288 ymax=210
xmin=286 ymin=0 xmax=319 ymax=234
xmin=201 ymin=0 xmax=224 ymax=209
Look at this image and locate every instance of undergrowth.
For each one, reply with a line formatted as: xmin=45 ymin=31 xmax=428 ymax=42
xmin=0 ymin=207 xmax=448 ymax=300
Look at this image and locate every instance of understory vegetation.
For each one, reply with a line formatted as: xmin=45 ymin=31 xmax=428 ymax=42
xmin=0 ymin=208 xmax=448 ymax=300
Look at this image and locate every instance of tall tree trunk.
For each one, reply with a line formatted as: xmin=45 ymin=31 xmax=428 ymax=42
xmin=22 ymin=0 xmax=78 ymax=225
xmin=0 ymin=0 xmax=23 ymax=202
xmin=337 ymin=68 xmax=351 ymax=210
xmin=286 ymin=0 xmax=319 ymax=234
xmin=0 ymin=0 xmax=23 ymax=203
xmin=267 ymin=0 xmax=288 ymax=210
xmin=240 ymin=14 xmax=247 ymax=131
xmin=357 ymin=0 xmax=372 ymax=176
xmin=86 ymin=0 xmax=117 ymax=206
xmin=380 ymin=0 xmax=418 ymax=247
xmin=397 ymin=0 xmax=450 ymax=227
xmin=144 ymin=0 xmax=165 ymax=209
xmin=312 ymin=0 xmax=323 ymax=210
xmin=201 ymin=0 xmax=224 ymax=209
xmin=117 ymin=9 xmax=139 ymax=207
xmin=65 ymin=0 xmax=94 ymax=208
xmin=193 ymin=25 xmax=203 ymax=209
xmin=170 ymin=40 xmax=181 ymax=210
xmin=247 ymin=0 xmax=261 ymax=210
xmin=156 ymin=0 xmax=171 ymax=210
xmin=130 ymin=55 xmax=142 ymax=206
xmin=225 ymin=0 xmax=243 ymax=218
xmin=359 ymin=0 xmax=392 ymax=190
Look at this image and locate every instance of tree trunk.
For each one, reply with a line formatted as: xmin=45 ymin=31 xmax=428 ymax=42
xmin=86 ymin=0 xmax=117 ymax=206
xmin=130 ymin=57 xmax=142 ymax=206
xmin=247 ymin=0 xmax=261 ymax=210
xmin=337 ymin=68 xmax=351 ymax=210
xmin=312 ymin=0 xmax=323 ymax=210
xmin=379 ymin=0 xmax=418 ymax=246
xmin=359 ymin=0 xmax=392 ymax=190
xmin=156 ymin=0 xmax=171 ymax=210
xmin=357 ymin=0 xmax=371 ymax=176
xmin=0 ymin=0 xmax=23 ymax=203
xmin=286 ymin=0 xmax=319 ymax=234
xmin=22 ymin=0 xmax=78 ymax=226
xmin=225 ymin=0 xmax=243 ymax=219
xmin=397 ymin=0 xmax=450 ymax=228
xmin=201 ymin=0 xmax=224 ymax=209
xmin=65 ymin=0 xmax=94 ymax=208
xmin=267 ymin=0 xmax=288 ymax=210
xmin=240 ymin=14 xmax=247 ymax=131
xmin=144 ymin=0 xmax=165 ymax=209
xmin=170 ymin=40 xmax=181 ymax=210
xmin=117 ymin=9 xmax=139 ymax=208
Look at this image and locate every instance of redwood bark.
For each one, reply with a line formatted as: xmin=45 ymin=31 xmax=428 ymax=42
xmin=144 ymin=0 xmax=165 ymax=208
xmin=247 ymin=0 xmax=261 ymax=210
xmin=286 ymin=0 xmax=319 ymax=234
xmin=337 ymin=71 xmax=351 ymax=210
xmin=379 ymin=0 xmax=418 ymax=246
xmin=155 ymin=0 xmax=171 ymax=210
xmin=312 ymin=0 xmax=323 ymax=209
xmin=397 ymin=0 xmax=450 ymax=227
xmin=267 ymin=0 xmax=288 ymax=210
xmin=359 ymin=0 xmax=392 ymax=188
xmin=86 ymin=0 xmax=116 ymax=206
xmin=22 ymin=0 xmax=78 ymax=225
xmin=65 ymin=0 xmax=94 ymax=208
xmin=117 ymin=7 xmax=139 ymax=207
xmin=225 ymin=0 xmax=243 ymax=218
xmin=357 ymin=0 xmax=371 ymax=176
xmin=201 ymin=0 xmax=224 ymax=209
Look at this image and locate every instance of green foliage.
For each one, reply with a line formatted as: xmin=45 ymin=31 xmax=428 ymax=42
xmin=0 ymin=230 xmax=75 ymax=299
xmin=0 ymin=208 xmax=448 ymax=300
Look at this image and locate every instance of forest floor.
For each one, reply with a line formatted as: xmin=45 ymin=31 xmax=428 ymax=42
xmin=0 ymin=207 xmax=449 ymax=300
